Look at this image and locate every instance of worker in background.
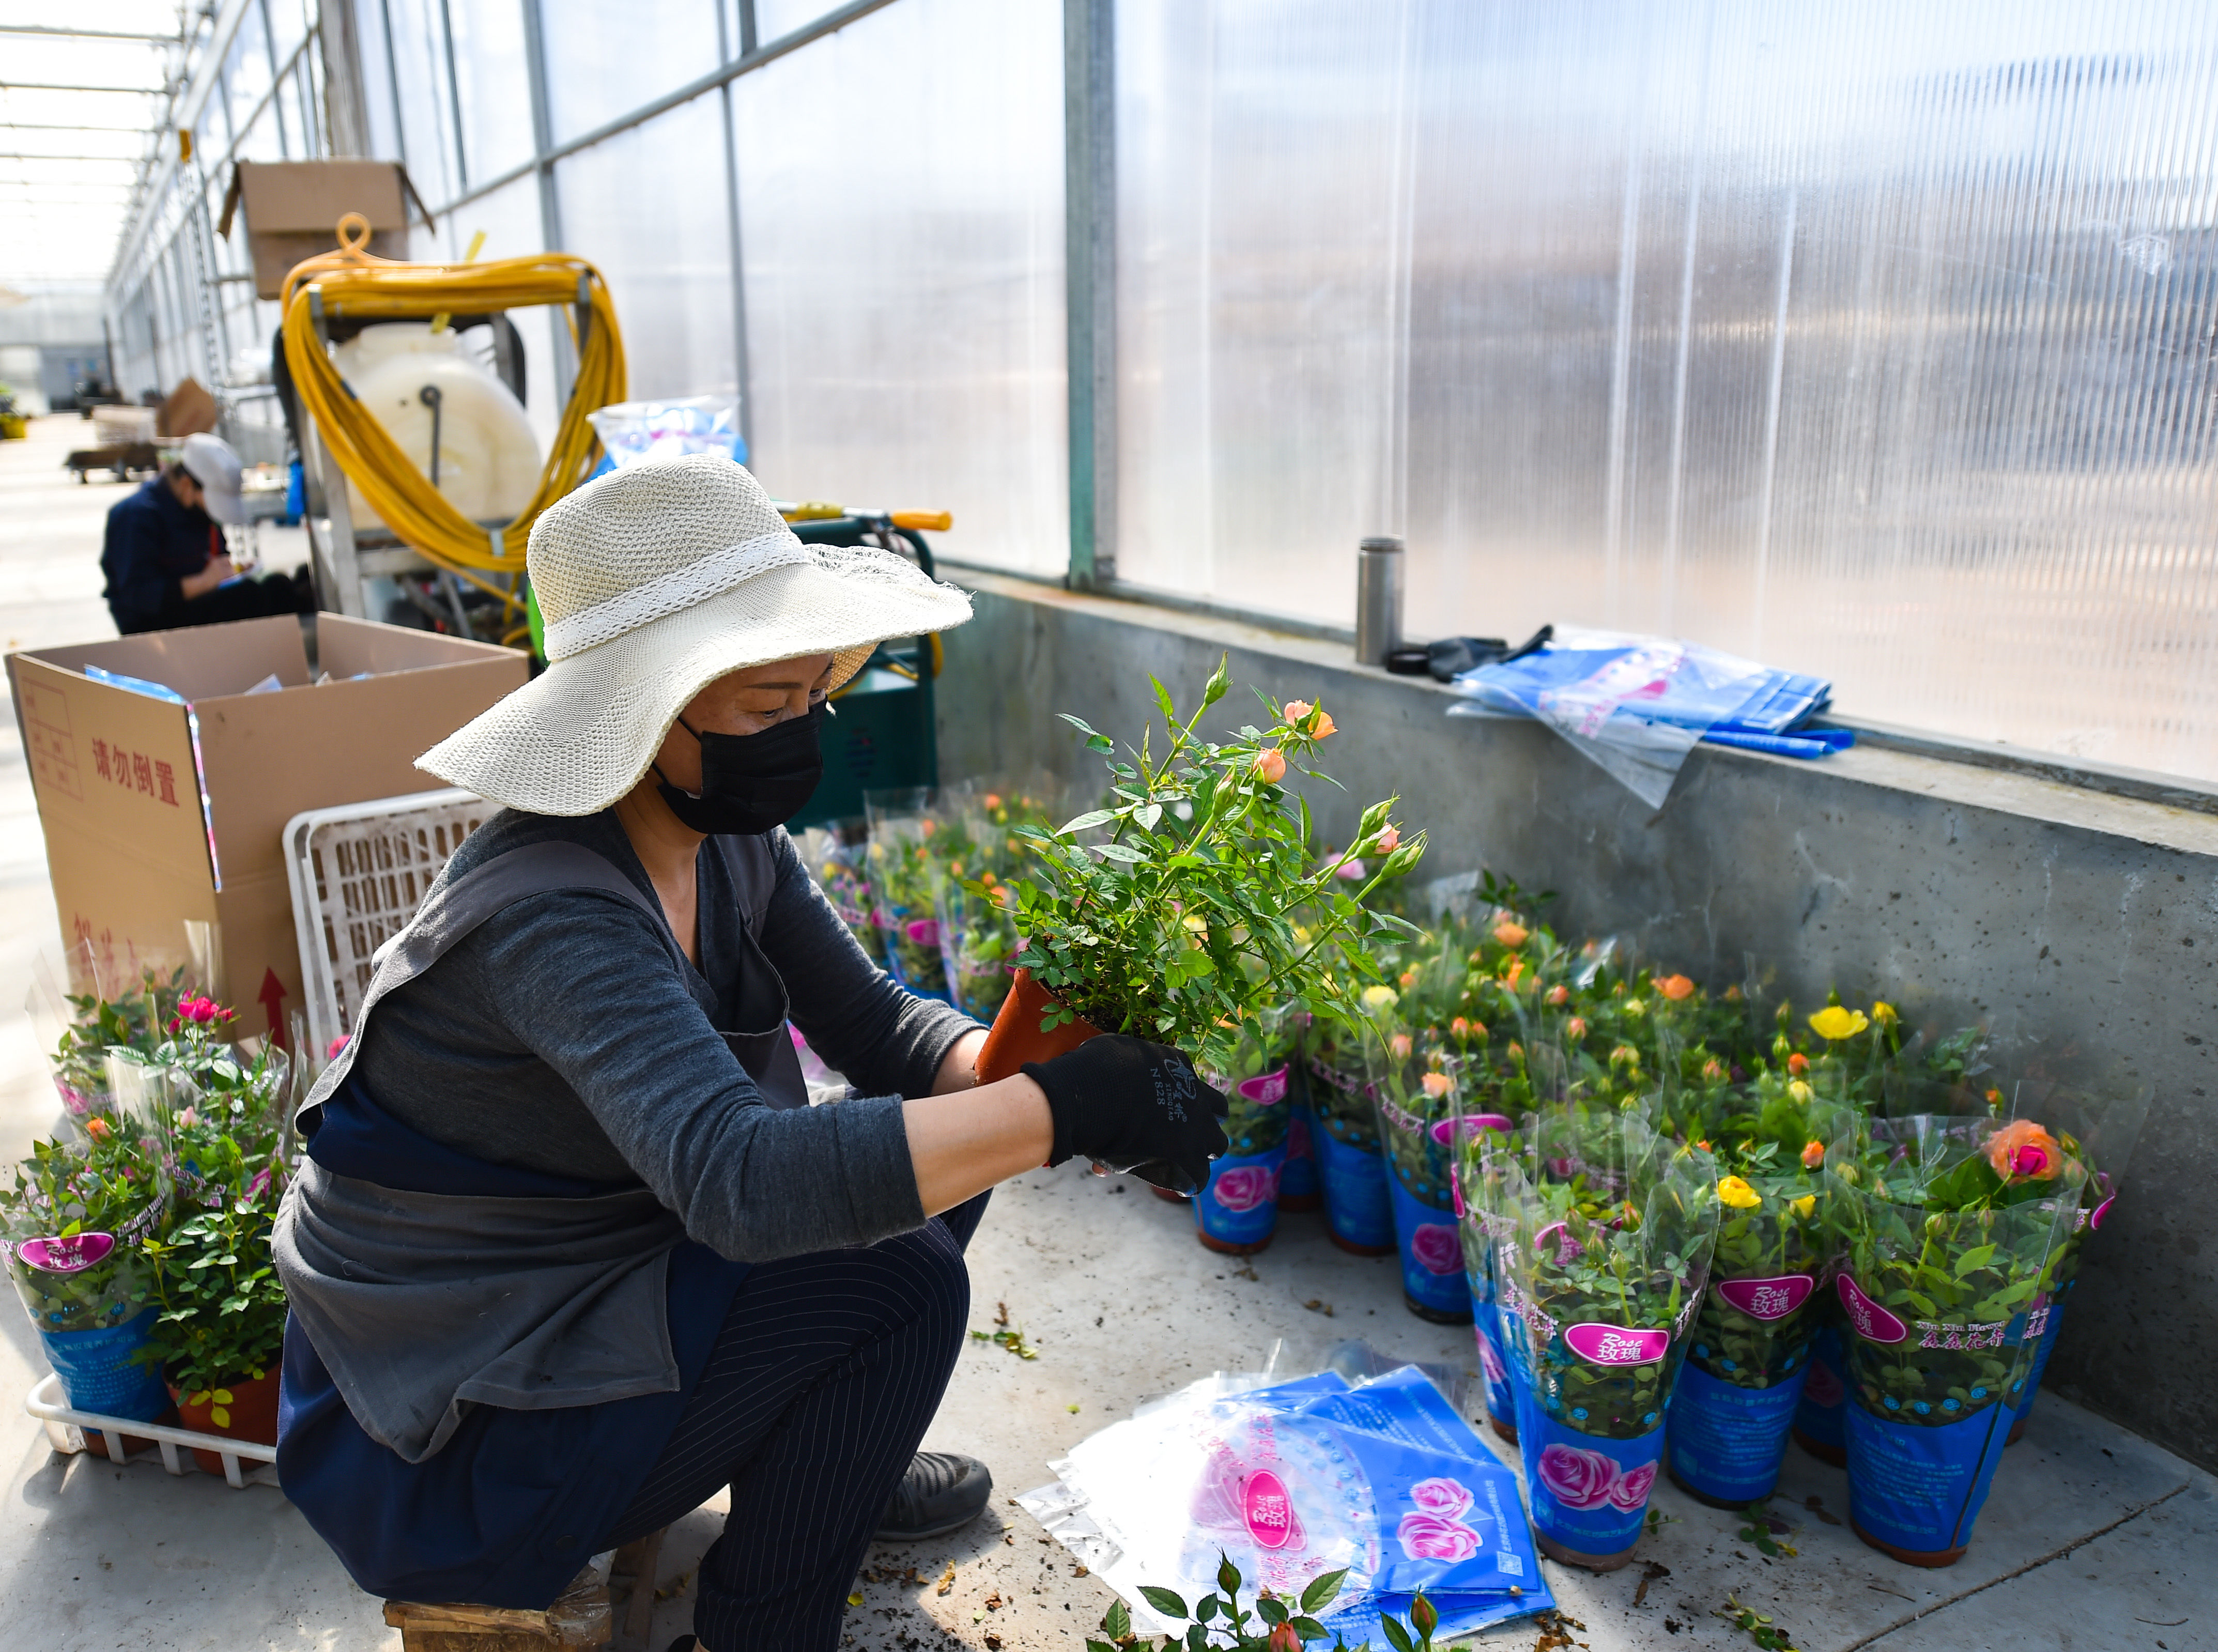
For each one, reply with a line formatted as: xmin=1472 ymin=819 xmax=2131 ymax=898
xmin=100 ymin=431 xmax=312 ymax=634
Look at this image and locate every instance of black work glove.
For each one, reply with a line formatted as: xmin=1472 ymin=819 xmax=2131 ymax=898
xmin=1023 ymin=1035 xmax=1229 ymax=1195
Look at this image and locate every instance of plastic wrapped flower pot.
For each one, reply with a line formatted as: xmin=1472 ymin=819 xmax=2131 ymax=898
xmin=1826 ymin=1117 xmax=2086 ymax=1567
xmin=795 ymin=827 xmax=883 ymax=961
xmin=1789 ymin=1304 xmax=1851 ymax=1466
xmin=1276 ymin=1014 xmax=1323 ymax=1213
xmin=934 ymin=875 xmax=1020 ymax=1022
xmin=1366 ymin=1025 xmax=1474 ymax=1324
xmin=1193 ymin=1008 xmax=1297 ymax=1254
xmin=1446 ymin=1099 xmax=1522 ymax=1442
xmin=1495 ymin=1114 xmax=1719 ymax=1571
xmin=2 ymin=1111 xmax=174 ymax=1427
xmin=1307 ymin=1012 xmax=1396 ymax=1255
xmin=863 ymin=795 xmax=958 ymax=1001
xmin=1997 ymin=1075 xmax=2150 ymax=1445
xmin=1664 ymin=1074 xmax=1839 ymax=1506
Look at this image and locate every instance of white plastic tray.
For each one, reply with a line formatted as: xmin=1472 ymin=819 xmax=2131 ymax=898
xmin=24 ymin=1372 xmax=279 ymax=1489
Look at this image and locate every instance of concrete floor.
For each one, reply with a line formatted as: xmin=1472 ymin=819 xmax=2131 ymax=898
xmin=0 ymin=413 xmax=2212 ymax=1651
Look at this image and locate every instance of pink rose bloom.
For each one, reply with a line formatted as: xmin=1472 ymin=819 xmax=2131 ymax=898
xmin=1536 ymin=1444 xmax=1618 ymax=1510
xmin=1607 ymin=1461 xmax=1658 ymax=1511
xmin=1210 ymin=1165 xmax=1277 ymax=1213
xmin=1477 ymin=1332 xmax=1507 ymax=1383
xmin=1408 ymin=1476 xmax=1474 ymax=1519
xmin=1396 ymin=1512 xmax=1482 ymax=1562
xmin=1409 ymin=1222 xmax=1462 ymax=1276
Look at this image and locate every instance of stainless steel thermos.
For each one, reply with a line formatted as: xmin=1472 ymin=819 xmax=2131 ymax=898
xmin=1354 ymin=535 xmax=1405 ymax=666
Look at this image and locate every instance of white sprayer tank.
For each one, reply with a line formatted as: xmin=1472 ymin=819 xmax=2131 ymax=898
xmin=330 ymin=323 xmax=541 ymax=533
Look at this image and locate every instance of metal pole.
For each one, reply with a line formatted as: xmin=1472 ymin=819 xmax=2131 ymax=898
xmin=518 ymin=0 xmax=573 ymax=405
xmin=718 ymin=0 xmax=753 ymax=458
xmin=1063 ymin=0 xmax=1116 ymax=590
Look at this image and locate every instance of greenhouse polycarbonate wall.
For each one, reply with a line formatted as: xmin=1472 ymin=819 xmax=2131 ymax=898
xmin=364 ymin=0 xmax=1067 ymax=576
xmin=1116 ymin=0 xmax=2218 ymax=781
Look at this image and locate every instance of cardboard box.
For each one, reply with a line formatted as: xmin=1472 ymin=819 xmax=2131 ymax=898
xmin=155 ymin=376 xmax=219 ymax=440
xmin=7 ymin=615 xmax=525 ymax=1045
xmin=217 ymin=160 xmax=424 ymax=300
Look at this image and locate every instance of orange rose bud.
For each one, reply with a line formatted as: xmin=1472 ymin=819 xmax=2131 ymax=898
xmin=1255 ymin=747 xmax=1287 ymax=783
xmin=86 ymin=1117 xmax=112 ymax=1141
xmin=1546 ymin=984 xmax=1570 ymax=1006
xmin=1787 ymin=1052 xmax=1810 ymax=1076
xmin=1390 ymin=1033 xmax=1413 ymax=1060
xmin=1493 ymin=920 xmax=1529 ymax=948
xmin=1282 ymin=699 xmax=1313 ymax=724
xmin=1374 ymin=824 xmax=1400 ymax=852
xmin=1801 ymin=1139 xmax=1826 ymax=1169
xmin=1566 ymin=1015 xmax=1589 ymax=1039
xmin=1657 ymin=973 xmax=1695 ymax=1001
xmin=1311 ymin=708 xmax=1336 ymax=737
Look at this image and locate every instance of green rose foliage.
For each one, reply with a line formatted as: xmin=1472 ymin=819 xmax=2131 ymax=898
xmin=991 ymin=661 xmax=1424 ymax=1076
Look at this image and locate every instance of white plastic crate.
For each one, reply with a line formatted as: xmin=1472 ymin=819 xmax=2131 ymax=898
xmin=24 ymin=1373 xmax=278 ymax=1489
xmin=284 ymin=788 xmax=494 ymax=1063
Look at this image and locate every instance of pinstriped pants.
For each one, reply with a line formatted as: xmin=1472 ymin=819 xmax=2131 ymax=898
xmin=604 ymin=1193 xmax=986 ymax=1650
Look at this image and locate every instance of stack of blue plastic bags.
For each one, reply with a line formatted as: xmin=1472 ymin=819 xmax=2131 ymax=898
xmin=1445 ymin=627 xmax=1850 ymax=807
xmin=1019 ymin=1360 xmax=1552 ymax=1644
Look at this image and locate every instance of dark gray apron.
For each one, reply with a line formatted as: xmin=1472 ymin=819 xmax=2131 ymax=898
xmin=278 ymin=834 xmax=805 ymax=1463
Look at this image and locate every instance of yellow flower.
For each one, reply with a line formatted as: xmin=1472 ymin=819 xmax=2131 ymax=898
xmin=1788 ymin=1079 xmax=1814 ymax=1104
xmin=1871 ymin=1001 xmax=1899 ymax=1026
xmin=1791 ymin=1194 xmax=1816 ymax=1219
xmin=1717 ymin=1176 xmax=1762 ymax=1210
xmin=1361 ymin=985 xmax=1398 ymax=1011
xmin=1808 ymin=1005 xmax=1869 ymax=1041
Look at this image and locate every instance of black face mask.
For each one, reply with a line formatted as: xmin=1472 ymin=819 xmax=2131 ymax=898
xmin=654 ymin=701 xmax=826 ymax=836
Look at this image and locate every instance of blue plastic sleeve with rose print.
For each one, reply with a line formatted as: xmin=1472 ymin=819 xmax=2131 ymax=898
xmin=1666 ymin=1363 xmax=1809 ymax=1503
xmin=1388 ymin=1171 xmax=1474 ymax=1319
xmin=1193 ymin=1144 xmax=1287 ymax=1247
xmin=1514 ymin=1391 xmax=1665 ymax=1558
xmin=1316 ymin=1130 xmax=1397 ymax=1249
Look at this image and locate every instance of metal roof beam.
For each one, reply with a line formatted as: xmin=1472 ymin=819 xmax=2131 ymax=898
xmin=0 ymin=82 xmax=172 ymax=95
xmin=0 ymin=25 xmax=184 ymax=41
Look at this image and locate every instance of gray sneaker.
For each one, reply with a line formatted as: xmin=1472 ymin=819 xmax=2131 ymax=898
xmin=875 ymin=1450 xmax=993 ymax=1541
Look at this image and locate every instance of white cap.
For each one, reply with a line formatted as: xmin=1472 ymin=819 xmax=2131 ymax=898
xmin=179 ymin=432 xmax=245 ymax=526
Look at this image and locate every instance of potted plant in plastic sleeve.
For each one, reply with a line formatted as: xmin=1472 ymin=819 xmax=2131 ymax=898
xmin=1364 ymin=1016 xmax=1473 ymax=1325
xmin=1192 ymin=1004 xmax=1299 ymax=1254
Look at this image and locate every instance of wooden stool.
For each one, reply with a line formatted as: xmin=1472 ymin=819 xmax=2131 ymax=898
xmin=384 ymin=1529 xmax=667 ymax=1651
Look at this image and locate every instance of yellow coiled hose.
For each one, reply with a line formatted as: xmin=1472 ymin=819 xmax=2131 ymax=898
xmin=279 ymin=216 xmax=626 ymax=630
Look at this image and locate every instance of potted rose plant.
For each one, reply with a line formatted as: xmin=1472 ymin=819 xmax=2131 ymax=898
xmin=1191 ymin=1003 xmax=1300 ymax=1254
xmin=1494 ymin=1109 xmax=1719 ymax=1571
xmin=1305 ymin=982 xmax=1399 ymax=1255
xmin=1362 ymin=1010 xmax=1473 ymax=1325
xmin=1824 ymin=1113 xmax=2085 ymax=1566
xmin=974 ymin=663 xmax=1422 ymax=1100
xmin=1662 ymin=1060 xmax=1843 ymax=1506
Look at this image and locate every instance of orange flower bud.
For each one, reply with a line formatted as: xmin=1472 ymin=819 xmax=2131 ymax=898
xmin=1787 ymin=1052 xmax=1810 ymax=1076
xmin=1311 ymin=708 xmax=1336 ymax=738
xmin=1546 ymin=984 xmax=1570 ymax=1006
xmin=1493 ymin=920 xmax=1529 ymax=949
xmin=1282 ymin=699 xmax=1312 ymax=724
xmin=1566 ymin=1016 xmax=1589 ymax=1039
xmin=1801 ymin=1139 xmax=1826 ymax=1169
xmin=1255 ymin=748 xmax=1287 ymax=784
xmin=1375 ymin=824 xmax=1400 ymax=852
xmin=1390 ymin=1033 xmax=1413 ymax=1061
xmin=1421 ymin=1072 xmax=1452 ymax=1099
xmin=1657 ymin=973 xmax=1695 ymax=1001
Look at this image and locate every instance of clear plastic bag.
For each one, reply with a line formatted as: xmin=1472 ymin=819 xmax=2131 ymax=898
xmin=1019 ymin=1349 xmax=1548 ymax=1644
xmin=1447 ymin=627 xmax=1835 ymax=807
xmin=586 ymin=395 xmax=746 ymax=468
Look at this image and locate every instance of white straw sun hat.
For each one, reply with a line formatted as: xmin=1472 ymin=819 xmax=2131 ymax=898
xmin=418 ymin=453 xmax=973 ymax=815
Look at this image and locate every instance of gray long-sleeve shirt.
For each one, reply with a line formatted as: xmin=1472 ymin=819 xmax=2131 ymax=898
xmin=354 ymin=807 xmax=976 ymax=1262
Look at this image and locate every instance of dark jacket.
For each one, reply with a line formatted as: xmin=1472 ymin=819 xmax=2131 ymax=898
xmin=101 ymin=477 xmax=219 ymax=634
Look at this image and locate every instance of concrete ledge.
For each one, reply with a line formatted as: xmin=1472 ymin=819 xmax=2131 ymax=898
xmin=933 ymin=572 xmax=2218 ymax=1473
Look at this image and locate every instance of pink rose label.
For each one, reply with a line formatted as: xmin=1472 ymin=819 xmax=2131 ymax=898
xmin=1838 ymin=1274 xmax=1908 ymax=1345
xmin=1451 ymin=1175 xmax=1466 ymax=1218
xmin=18 ymin=1232 xmax=114 ymax=1273
xmin=1429 ymin=1113 xmax=1514 ymax=1145
xmin=1235 ymin=1067 xmax=1290 ymax=1105
xmin=1396 ymin=1511 xmax=1483 ymax=1562
xmin=1409 ymin=1222 xmax=1463 ymax=1276
xmin=1210 ymin=1165 xmax=1279 ymax=1213
xmin=1563 ymin=1323 xmax=1669 ymax=1366
xmin=1408 ymin=1476 xmax=1474 ymax=1519
xmin=1535 ymin=1443 xmax=1617 ymax=1510
xmin=2089 ymin=1195 xmax=2116 ymax=1232
xmin=1242 ymin=1470 xmax=1296 ymax=1550
xmin=1606 ymin=1461 xmax=1657 ymax=1512
xmin=1715 ymin=1274 xmax=1814 ymax=1322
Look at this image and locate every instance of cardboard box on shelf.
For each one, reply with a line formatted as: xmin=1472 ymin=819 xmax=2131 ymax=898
xmin=6 ymin=614 xmax=524 ymax=1045
xmin=216 ymin=160 xmax=424 ymax=301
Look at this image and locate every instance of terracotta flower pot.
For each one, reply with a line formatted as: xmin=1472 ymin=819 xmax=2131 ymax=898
xmin=975 ymin=968 xmax=1104 ymax=1085
xmin=168 ymin=1371 xmax=280 ymax=1476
